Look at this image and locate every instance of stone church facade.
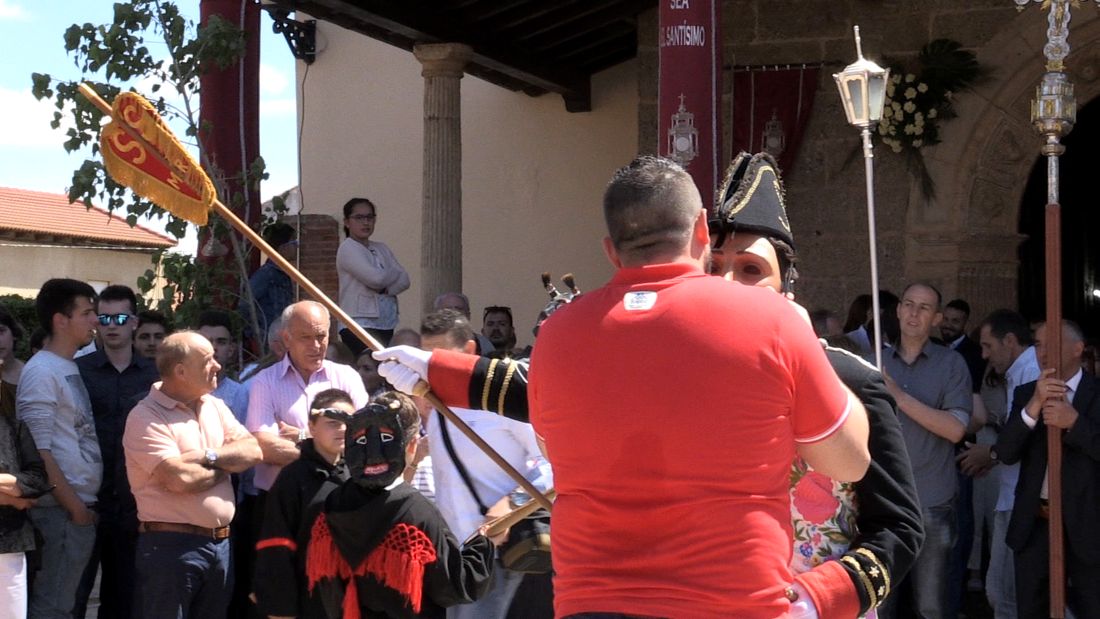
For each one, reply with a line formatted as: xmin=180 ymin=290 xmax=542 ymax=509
xmin=638 ymin=0 xmax=1100 ymax=326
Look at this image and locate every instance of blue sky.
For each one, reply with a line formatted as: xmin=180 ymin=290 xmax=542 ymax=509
xmin=0 ymin=0 xmax=299 ymax=253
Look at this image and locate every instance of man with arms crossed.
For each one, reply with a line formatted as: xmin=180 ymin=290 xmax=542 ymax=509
xmin=124 ymin=331 xmax=262 ymax=617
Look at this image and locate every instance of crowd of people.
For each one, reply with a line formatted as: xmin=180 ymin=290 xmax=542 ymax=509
xmin=0 ymin=153 xmax=1096 ymax=619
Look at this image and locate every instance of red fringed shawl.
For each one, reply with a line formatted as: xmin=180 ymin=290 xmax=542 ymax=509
xmin=306 ymin=514 xmax=438 ymax=618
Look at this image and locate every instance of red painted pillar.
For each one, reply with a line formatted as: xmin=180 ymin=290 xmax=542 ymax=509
xmin=198 ymin=0 xmax=262 ymax=293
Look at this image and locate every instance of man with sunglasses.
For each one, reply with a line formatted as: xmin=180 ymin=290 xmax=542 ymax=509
xmin=74 ymin=284 xmax=159 ymax=619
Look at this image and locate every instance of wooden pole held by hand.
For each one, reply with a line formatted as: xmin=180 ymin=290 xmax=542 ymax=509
xmin=78 ymin=83 xmax=552 ymax=512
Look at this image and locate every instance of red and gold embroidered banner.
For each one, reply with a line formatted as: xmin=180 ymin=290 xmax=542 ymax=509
xmin=100 ymin=91 xmax=216 ymax=225
xmin=731 ymin=67 xmax=820 ymax=178
xmin=658 ymin=0 xmax=720 ymax=211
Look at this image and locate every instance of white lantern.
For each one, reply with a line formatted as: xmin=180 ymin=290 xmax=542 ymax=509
xmin=833 ymin=26 xmax=890 ymax=129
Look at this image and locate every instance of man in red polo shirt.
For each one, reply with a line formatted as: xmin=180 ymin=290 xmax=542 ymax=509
xmin=527 ymin=156 xmax=869 ymax=619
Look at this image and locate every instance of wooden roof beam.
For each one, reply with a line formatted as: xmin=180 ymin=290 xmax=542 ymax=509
xmin=284 ymin=0 xmax=593 ymax=111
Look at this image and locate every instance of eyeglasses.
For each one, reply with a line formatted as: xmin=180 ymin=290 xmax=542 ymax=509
xmin=348 ymin=214 xmax=376 ymax=222
xmin=97 ymin=313 xmax=133 ymax=327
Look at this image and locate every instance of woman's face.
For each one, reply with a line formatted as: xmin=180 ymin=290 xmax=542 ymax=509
xmin=345 ymin=202 xmax=376 ymax=242
xmin=708 ymin=232 xmax=783 ymax=293
xmin=0 ymin=323 xmax=14 ymax=363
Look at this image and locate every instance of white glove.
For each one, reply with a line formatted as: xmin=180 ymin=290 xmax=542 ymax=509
xmin=377 ymin=362 xmax=424 ymax=396
xmin=373 ymin=346 xmax=432 ymax=395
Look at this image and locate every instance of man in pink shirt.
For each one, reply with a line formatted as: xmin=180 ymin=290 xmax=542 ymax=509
xmin=123 ymin=331 xmax=262 ymax=617
xmin=245 ymin=301 xmax=368 ymax=496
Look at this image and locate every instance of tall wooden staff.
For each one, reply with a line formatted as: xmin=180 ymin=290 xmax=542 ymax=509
xmin=77 ymin=84 xmax=553 ymax=512
xmin=1013 ymin=0 xmax=1098 ymax=615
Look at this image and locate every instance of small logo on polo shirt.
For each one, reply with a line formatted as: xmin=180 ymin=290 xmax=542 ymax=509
xmin=623 ymin=291 xmax=657 ymax=311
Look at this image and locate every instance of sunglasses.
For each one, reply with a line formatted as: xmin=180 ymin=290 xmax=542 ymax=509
xmin=97 ymin=313 xmax=133 ymax=327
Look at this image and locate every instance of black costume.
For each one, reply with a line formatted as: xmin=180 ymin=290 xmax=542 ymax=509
xmin=996 ymin=373 xmax=1100 ymax=618
xmin=254 ymin=404 xmax=493 ymax=619
xmin=254 ymin=439 xmax=348 ymax=617
xmin=811 ymin=346 xmax=924 ymax=616
xmin=306 ymin=482 xmax=493 ymax=618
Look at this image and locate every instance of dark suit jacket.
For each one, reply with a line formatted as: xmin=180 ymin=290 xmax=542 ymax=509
xmin=954 ymin=335 xmax=986 ymax=395
xmin=996 ymin=372 xmax=1100 ymax=562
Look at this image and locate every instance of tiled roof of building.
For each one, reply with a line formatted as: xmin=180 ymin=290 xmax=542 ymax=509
xmin=0 ymin=186 xmax=176 ymax=249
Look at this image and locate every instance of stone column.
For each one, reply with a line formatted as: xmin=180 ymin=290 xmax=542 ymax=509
xmin=413 ymin=43 xmax=473 ymax=315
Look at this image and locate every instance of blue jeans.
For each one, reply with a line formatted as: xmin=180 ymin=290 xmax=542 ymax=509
xmin=881 ymin=502 xmax=957 ymax=619
xmin=134 ymin=531 xmax=232 ymax=619
xmin=448 ymin=559 xmax=523 ymax=619
xmin=27 ymin=505 xmax=97 ymax=619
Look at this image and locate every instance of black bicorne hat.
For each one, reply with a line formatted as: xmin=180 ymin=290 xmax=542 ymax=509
xmin=709 ymin=151 xmax=793 ymax=249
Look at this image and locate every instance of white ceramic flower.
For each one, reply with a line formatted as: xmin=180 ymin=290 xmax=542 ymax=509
xmin=914 ymin=126 xmax=924 ymax=135
xmin=928 ymin=108 xmax=938 ymax=118
xmin=905 ymin=87 xmax=917 ymax=100
xmin=917 ymin=83 xmax=929 ymax=93
xmin=912 ymin=139 xmax=923 ymax=148
xmin=903 ymin=101 xmax=916 ymax=113
xmin=891 ymin=143 xmax=903 ymax=153
xmin=905 ymin=73 xmax=916 ymax=83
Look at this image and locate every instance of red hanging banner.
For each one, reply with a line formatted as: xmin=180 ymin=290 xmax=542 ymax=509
xmin=731 ymin=67 xmax=820 ymax=177
xmin=658 ymin=0 xmax=720 ymax=211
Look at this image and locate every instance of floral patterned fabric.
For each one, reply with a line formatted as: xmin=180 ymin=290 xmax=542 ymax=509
xmin=790 ymin=458 xmax=878 ymax=618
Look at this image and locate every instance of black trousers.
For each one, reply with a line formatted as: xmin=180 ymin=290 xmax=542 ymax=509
xmin=1014 ymin=519 xmax=1100 ymax=618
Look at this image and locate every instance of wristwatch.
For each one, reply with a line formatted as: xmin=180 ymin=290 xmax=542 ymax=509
xmin=204 ymin=448 xmax=219 ymax=469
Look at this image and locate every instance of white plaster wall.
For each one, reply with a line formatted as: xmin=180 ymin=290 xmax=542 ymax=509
xmin=296 ymin=21 xmax=639 ymax=341
xmin=0 ymin=245 xmax=159 ymax=298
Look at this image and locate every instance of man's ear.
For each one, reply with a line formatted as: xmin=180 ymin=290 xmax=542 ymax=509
xmin=691 ymin=209 xmax=710 ymax=256
xmin=932 ymin=311 xmax=944 ymax=328
xmin=602 ymin=236 xmax=623 ymax=269
xmin=462 ymin=339 xmax=477 ymax=355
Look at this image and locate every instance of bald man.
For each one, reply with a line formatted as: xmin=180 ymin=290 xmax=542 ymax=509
xmin=244 ymin=301 xmax=368 ymax=496
xmin=123 ymin=331 xmax=262 ymax=617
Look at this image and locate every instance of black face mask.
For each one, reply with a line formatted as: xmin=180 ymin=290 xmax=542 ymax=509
xmin=344 ymin=403 xmax=407 ymax=491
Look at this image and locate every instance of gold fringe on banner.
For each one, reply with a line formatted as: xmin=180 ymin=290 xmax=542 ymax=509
xmin=100 ymin=92 xmax=215 ymax=225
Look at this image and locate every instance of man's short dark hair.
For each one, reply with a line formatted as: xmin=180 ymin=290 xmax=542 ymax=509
xmin=945 ymin=299 xmax=971 ymax=317
xmin=311 ymin=388 xmax=353 ymax=413
xmin=603 ymin=155 xmax=702 ymax=264
xmin=809 ymin=308 xmax=836 ymax=337
xmin=483 ymin=306 xmax=514 ymax=325
xmin=262 ymin=222 xmax=296 ymax=248
xmin=97 ymin=285 xmax=137 ymax=313
xmin=980 ymin=309 xmax=1032 ymax=346
xmin=0 ymin=304 xmax=24 ymax=343
xmin=137 ymin=310 xmax=169 ymax=329
xmin=372 ymin=391 xmax=421 ymax=443
xmin=36 ymin=278 xmax=97 ymax=336
xmin=421 ymin=309 xmax=474 ymax=350
xmin=196 ymin=308 xmax=238 ymax=339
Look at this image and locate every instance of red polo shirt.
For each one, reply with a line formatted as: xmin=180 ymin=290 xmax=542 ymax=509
xmin=529 ymin=262 xmax=851 ymax=619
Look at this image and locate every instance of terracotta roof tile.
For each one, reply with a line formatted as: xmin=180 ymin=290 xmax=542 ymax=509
xmin=0 ymin=187 xmax=176 ymax=249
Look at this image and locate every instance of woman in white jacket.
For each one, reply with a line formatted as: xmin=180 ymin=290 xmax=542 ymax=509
xmin=336 ymin=197 xmax=410 ymax=353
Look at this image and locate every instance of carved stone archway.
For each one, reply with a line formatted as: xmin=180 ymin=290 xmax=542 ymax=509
xmin=907 ymin=8 xmax=1100 ymax=321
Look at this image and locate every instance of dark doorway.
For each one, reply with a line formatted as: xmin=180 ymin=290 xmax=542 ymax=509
xmin=1017 ymin=96 xmax=1100 ymax=340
